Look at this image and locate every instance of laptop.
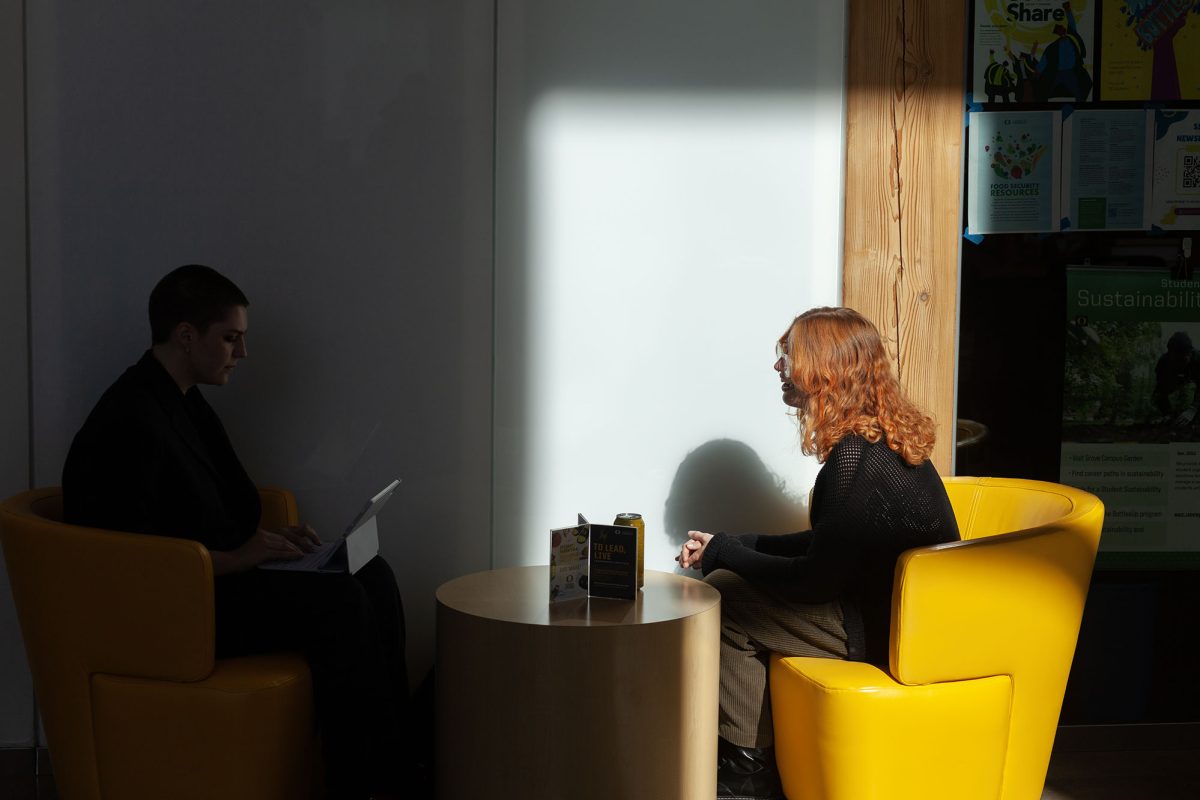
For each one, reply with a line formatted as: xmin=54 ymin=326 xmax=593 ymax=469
xmin=258 ymin=479 xmax=401 ymax=574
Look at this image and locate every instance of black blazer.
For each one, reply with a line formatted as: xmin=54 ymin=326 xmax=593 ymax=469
xmin=63 ymin=351 xmax=261 ymax=552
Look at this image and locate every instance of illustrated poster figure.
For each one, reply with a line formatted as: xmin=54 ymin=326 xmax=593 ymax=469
xmin=1007 ymin=43 xmax=1042 ymax=101
xmin=1033 ymin=2 xmax=1093 ymax=100
xmin=985 ymin=49 xmax=1018 ymax=102
xmin=1152 ymin=330 xmax=1200 ymax=426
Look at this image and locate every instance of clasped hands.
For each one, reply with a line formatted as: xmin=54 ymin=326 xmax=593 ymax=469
xmin=675 ymin=530 xmax=714 ymax=570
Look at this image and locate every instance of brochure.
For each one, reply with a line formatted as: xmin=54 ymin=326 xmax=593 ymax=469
xmin=549 ymin=516 xmax=639 ymax=602
xmin=1061 ymin=110 xmax=1152 ymax=230
xmin=550 ymin=524 xmax=589 ymax=602
xmin=587 ymin=524 xmax=638 ymax=600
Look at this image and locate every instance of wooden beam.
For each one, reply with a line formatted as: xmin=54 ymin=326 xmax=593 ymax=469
xmin=843 ymin=0 xmax=965 ymax=473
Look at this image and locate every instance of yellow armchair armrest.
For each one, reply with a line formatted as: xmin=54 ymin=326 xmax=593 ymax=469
xmin=3 ymin=486 xmax=299 ymax=686
xmin=4 ymin=505 xmax=215 ymax=684
xmin=1 ymin=486 xmax=313 ymax=800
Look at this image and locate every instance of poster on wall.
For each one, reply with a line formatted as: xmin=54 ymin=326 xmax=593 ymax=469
xmin=968 ymin=110 xmax=1062 ymax=233
xmin=972 ymin=0 xmax=1096 ymax=103
xmin=1061 ymin=109 xmax=1152 ymax=230
xmin=1061 ymin=267 xmax=1200 ymax=554
xmin=1099 ymin=0 xmax=1200 ymax=101
xmin=1151 ymin=109 xmax=1200 ymax=229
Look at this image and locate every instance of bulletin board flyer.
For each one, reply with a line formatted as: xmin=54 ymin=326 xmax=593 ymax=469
xmin=972 ymin=0 xmax=1095 ymax=103
xmin=1061 ymin=109 xmax=1152 ymax=230
xmin=1099 ymin=0 xmax=1200 ymax=101
xmin=1061 ymin=267 xmax=1200 ymax=555
xmin=1151 ymin=109 xmax=1200 ymax=230
xmin=968 ymin=110 xmax=1062 ymax=234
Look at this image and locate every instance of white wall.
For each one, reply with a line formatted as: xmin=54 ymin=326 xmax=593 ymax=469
xmin=0 ymin=0 xmax=34 ymax=750
xmin=24 ymin=0 xmax=495 ymax=694
xmin=494 ymin=0 xmax=847 ymax=570
xmin=3 ymin=0 xmax=849 ymax=750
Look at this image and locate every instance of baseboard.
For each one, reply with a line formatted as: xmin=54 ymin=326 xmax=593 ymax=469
xmin=0 ymin=747 xmax=34 ymax=778
xmin=1056 ymin=722 xmax=1200 ymax=752
xmin=37 ymin=746 xmax=52 ymax=776
xmin=14 ymin=728 xmax=1199 ymax=774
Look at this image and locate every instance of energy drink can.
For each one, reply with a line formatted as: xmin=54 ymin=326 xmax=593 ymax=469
xmin=614 ymin=513 xmax=645 ymax=588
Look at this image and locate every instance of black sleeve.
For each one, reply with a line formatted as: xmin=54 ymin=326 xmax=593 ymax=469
xmin=701 ymin=438 xmax=866 ymax=602
xmin=741 ymin=530 xmax=815 ymax=557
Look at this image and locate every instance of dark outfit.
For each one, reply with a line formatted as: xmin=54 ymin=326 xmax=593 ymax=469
xmin=984 ymin=55 xmax=1015 ymax=103
xmin=1152 ymin=350 xmax=1200 ymax=419
xmin=700 ymin=433 xmax=959 ymax=746
xmin=1010 ymin=50 xmax=1040 ymax=102
xmin=63 ymin=351 xmax=408 ymax=799
xmin=1034 ymin=9 xmax=1091 ymax=102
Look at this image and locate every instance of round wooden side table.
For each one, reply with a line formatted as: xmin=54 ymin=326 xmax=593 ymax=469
xmin=435 ymin=566 xmax=721 ymax=800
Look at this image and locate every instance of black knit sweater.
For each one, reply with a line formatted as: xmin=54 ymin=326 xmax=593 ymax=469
xmin=700 ymin=433 xmax=959 ymax=665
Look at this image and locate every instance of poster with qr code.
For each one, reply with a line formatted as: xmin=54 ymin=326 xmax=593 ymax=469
xmin=1151 ymin=109 xmax=1200 ymax=229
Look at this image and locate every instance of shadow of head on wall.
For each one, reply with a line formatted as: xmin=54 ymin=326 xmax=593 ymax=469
xmin=663 ymin=439 xmax=808 ymax=574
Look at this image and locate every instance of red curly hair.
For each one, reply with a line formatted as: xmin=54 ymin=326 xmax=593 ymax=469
xmin=782 ymin=307 xmax=936 ymax=466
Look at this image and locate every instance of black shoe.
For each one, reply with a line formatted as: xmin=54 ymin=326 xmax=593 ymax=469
xmin=715 ymin=737 xmax=784 ymax=799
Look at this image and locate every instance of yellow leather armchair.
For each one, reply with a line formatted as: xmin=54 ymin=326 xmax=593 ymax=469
xmin=769 ymin=477 xmax=1104 ymax=800
xmin=0 ymin=486 xmax=320 ymax=800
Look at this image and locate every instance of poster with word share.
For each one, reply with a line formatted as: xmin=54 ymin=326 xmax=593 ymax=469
xmin=973 ymin=0 xmax=1095 ymax=103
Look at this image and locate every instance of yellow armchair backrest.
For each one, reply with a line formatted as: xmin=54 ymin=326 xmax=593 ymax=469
xmin=944 ymin=478 xmax=1078 ymax=540
xmin=892 ymin=477 xmax=1103 ymax=800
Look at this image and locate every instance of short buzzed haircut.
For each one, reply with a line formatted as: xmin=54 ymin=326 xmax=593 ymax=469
xmin=148 ymin=264 xmax=250 ymax=344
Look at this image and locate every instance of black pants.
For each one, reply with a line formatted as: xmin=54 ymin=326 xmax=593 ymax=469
xmin=214 ymin=556 xmax=408 ymax=799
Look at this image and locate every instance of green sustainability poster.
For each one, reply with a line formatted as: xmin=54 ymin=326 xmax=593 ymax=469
xmin=1063 ymin=267 xmax=1200 ymax=560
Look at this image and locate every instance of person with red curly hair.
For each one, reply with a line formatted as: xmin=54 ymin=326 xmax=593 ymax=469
xmin=677 ymin=307 xmax=959 ymax=800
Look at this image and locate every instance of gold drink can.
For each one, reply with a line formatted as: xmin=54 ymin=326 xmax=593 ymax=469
xmin=614 ymin=513 xmax=645 ymax=588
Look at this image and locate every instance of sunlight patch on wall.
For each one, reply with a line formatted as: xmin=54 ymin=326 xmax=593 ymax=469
xmin=495 ymin=90 xmax=844 ymax=569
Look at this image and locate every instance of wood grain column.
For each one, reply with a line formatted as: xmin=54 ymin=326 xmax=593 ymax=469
xmin=843 ymin=0 xmax=965 ymax=473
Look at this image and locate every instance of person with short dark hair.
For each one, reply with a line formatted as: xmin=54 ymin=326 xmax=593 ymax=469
xmin=63 ymin=265 xmax=409 ymax=800
xmin=1152 ymin=330 xmax=1200 ymax=427
xmin=147 ymin=263 xmax=250 ymax=345
xmin=678 ymin=307 xmax=960 ymax=800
